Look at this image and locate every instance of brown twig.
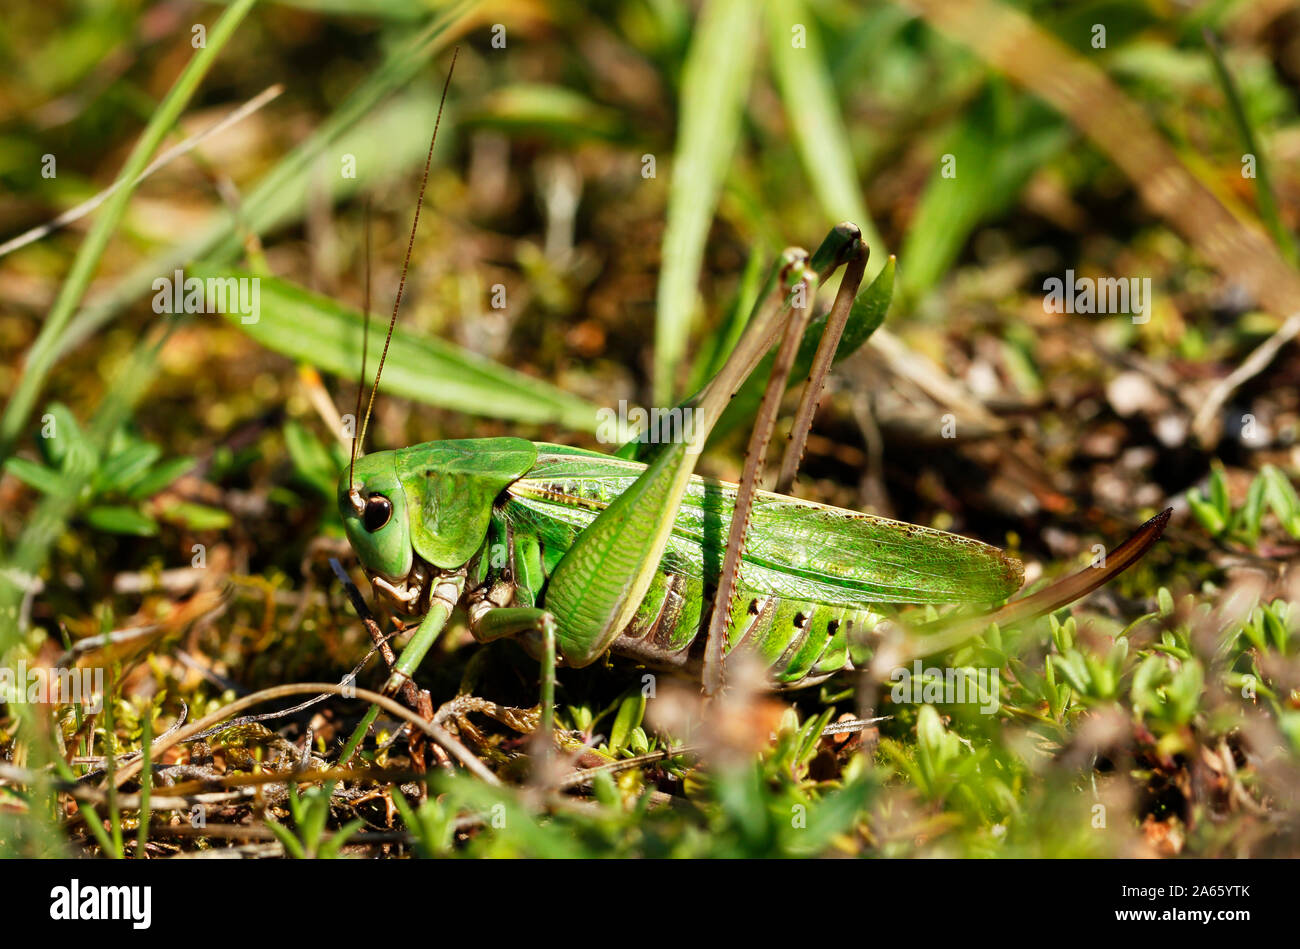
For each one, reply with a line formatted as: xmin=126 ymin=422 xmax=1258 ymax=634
xmin=105 ymin=682 xmax=499 ymax=790
xmin=0 ymin=84 xmax=284 ymax=259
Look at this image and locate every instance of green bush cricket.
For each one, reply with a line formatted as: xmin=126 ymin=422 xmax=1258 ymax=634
xmin=336 ymin=53 xmax=1170 ymax=748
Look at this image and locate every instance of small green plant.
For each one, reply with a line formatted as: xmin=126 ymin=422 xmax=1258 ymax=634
xmin=1049 ymin=615 xmax=1130 ymax=705
xmin=1 ymin=403 xmax=219 ymax=535
xmin=390 ymin=788 xmax=457 ymax=859
xmin=266 ymin=781 xmax=363 ymax=859
xmin=1187 ymin=463 xmax=1300 ymax=547
xmin=1130 ymin=653 xmax=1204 ymax=731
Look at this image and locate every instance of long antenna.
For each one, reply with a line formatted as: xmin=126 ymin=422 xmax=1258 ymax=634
xmin=355 ymin=46 xmax=460 ymax=473
xmin=346 ymin=196 xmax=373 ymax=505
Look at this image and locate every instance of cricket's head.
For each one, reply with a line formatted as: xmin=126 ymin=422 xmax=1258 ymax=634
xmin=339 ymin=450 xmax=425 ymax=614
xmin=340 ymin=438 xmax=538 ymax=614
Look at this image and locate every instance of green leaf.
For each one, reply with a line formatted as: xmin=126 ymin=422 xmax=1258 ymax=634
xmin=390 ymin=789 xmax=437 ymax=860
xmin=157 ymin=501 xmax=231 ymax=531
xmin=591 ymin=771 xmax=621 ymax=809
xmin=608 ymin=691 xmax=647 ymax=754
xmin=1262 ymin=602 xmax=1290 ymax=654
xmin=36 ymin=403 xmax=84 ymax=467
xmin=1261 ymin=465 xmax=1300 ymax=537
xmin=46 ymin=8 xmax=475 ymax=404
xmin=1051 ymin=651 xmax=1091 ymax=695
xmin=795 ymin=707 xmax=834 ymax=764
xmin=1186 ymin=488 xmax=1227 ymax=535
xmin=318 ymin=818 xmax=365 ymax=860
xmin=628 ymin=727 xmax=650 ymax=756
xmin=654 ymin=0 xmax=759 ymax=404
xmin=686 ymin=247 xmax=767 ymax=393
xmin=263 ymin=0 xmax=436 ymax=20
xmin=3 ymin=457 xmax=69 ymax=496
xmin=126 ymin=456 xmax=196 ymax=501
xmin=86 ymin=505 xmax=158 ymax=536
xmin=1209 ymin=464 xmax=1230 ymax=519
xmin=466 ymin=84 xmax=625 ymax=143
xmin=1203 ymin=28 xmax=1298 ymax=264
xmin=301 ymin=785 xmax=333 ymax=853
xmin=1043 ymin=653 xmax=1064 ymax=719
xmin=1241 ymin=607 xmax=1268 ymax=654
xmin=194 ymin=268 xmax=602 ymax=432
xmin=0 ymin=6 xmax=473 ymax=647
xmin=1240 ymin=473 xmax=1267 ymax=545
xmin=789 ymin=778 xmax=873 ymax=856
xmin=915 ymin=705 xmax=959 ymax=793
xmin=1108 ymin=637 xmax=1130 ymax=679
xmin=95 ymin=441 xmax=161 ymax=494
xmin=1166 ymin=659 xmax=1204 ymax=725
xmin=266 ymin=820 xmax=305 ymax=860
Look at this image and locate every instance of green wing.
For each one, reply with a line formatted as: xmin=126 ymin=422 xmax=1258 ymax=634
xmin=508 ymin=444 xmax=1023 ymax=608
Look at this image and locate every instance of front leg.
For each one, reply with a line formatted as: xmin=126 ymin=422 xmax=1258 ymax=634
xmin=383 ymin=570 xmax=466 ymax=696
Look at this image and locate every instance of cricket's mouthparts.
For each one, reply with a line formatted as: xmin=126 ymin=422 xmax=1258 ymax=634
xmin=369 ymin=559 xmax=430 ymax=613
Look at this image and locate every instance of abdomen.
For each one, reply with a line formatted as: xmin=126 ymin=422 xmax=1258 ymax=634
xmin=609 ymin=566 xmax=884 ymax=687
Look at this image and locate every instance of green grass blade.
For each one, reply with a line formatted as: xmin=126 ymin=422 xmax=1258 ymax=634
xmin=56 ymin=4 xmax=475 ymax=371
xmin=653 ymin=0 xmax=759 ymax=405
xmin=135 ymin=707 xmax=153 ymax=859
xmin=0 ymin=0 xmax=259 ymax=458
xmin=196 ymin=268 xmax=602 ymax=431
xmin=765 ymin=0 xmax=884 ymax=265
xmin=252 ymin=0 xmax=435 ymax=19
xmin=339 ymin=705 xmax=381 ymax=766
xmin=103 ymin=694 xmax=123 ymax=858
xmin=1203 ymin=29 xmax=1298 ymax=265
xmin=205 ymin=5 xmax=473 ymax=262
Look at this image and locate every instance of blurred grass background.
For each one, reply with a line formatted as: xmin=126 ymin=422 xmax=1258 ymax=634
xmin=1 ymin=0 xmax=1299 ymax=857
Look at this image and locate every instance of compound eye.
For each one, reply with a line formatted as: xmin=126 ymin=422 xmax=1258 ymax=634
xmin=363 ymin=494 xmax=392 ymax=532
